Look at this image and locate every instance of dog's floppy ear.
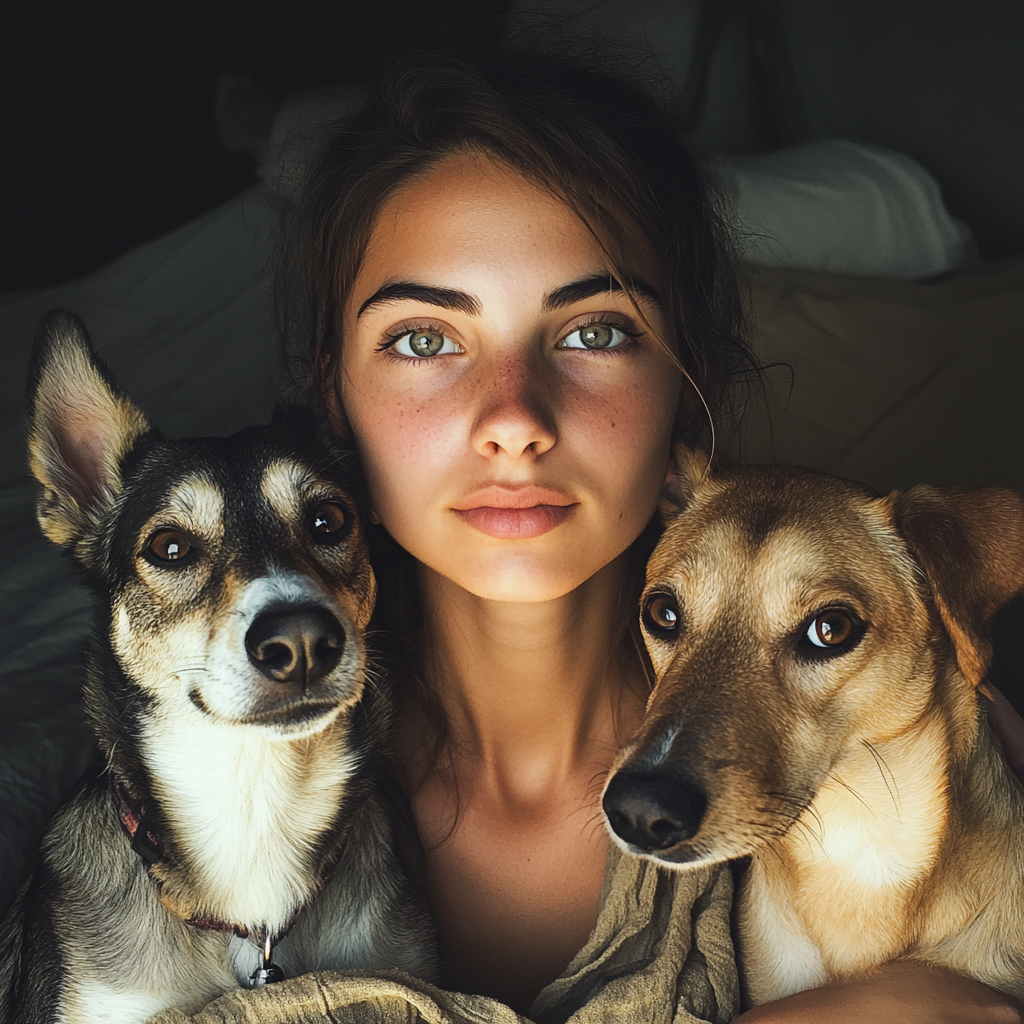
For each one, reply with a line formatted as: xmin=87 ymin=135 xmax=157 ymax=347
xmin=26 ymin=310 xmax=152 ymax=547
xmin=887 ymin=485 xmax=1024 ymax=688
xmin=660 ymin=444 xmax=711 ymax=520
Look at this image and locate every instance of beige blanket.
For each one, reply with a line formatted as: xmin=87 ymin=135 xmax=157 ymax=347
xmin=148 ymin=849 xmax=738 ymax=1024
xmin=734 ymin=258 xmax=1024 ymax=495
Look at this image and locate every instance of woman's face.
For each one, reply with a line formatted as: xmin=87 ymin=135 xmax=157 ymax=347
xmin=336 ymin=151 xmax=682 ymax=603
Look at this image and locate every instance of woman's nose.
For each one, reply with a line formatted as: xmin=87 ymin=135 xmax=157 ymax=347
xmin=469 ymin=352 xmax=557 ymax=459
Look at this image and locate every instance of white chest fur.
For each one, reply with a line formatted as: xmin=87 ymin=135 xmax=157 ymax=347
xmin=141 ymin=712 xmax=357 ymax=935
xmin=738 ymin=722 xmax=949 ymax=1004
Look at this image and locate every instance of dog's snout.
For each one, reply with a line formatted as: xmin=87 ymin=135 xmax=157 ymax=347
xmin=245 ymin=607 xmax=345 ymax=688
xmin=603 ymin=769 xmax=707 ymax=853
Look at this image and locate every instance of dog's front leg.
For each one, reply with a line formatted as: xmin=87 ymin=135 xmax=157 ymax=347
xmin=44 ymin=786 xmax=237 ymax=1023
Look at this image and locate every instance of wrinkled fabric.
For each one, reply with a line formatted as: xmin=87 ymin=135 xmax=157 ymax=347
xmin=146 ymin=849 xmax=738 ymax=1024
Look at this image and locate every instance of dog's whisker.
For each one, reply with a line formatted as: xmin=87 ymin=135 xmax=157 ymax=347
xmin=585 ymin=768 xmax=612 ymax=804
xmin=823 ymin=771 xmax=875 ymax=819
xmin=796 ymin=817 xmax=831 ymax=862
xmin=799 ymin=803 xmax=825 ymax=846
xmin=158 ymin=664 xmax=212 ymax=687
xmin=760 ymin=834 xmax=788 ymax=870
xmin=582 ymin=810 xmax=611 ymax=841
xmin=862 ymin=741 xmax=902 ymax=821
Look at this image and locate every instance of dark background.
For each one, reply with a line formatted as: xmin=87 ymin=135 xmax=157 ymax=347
xmin=5 ymin=1 xmax=1024 ymax=291
xmin=0 ymin=0 xmax=509 ymax=292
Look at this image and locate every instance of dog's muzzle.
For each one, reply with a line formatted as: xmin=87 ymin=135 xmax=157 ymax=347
xmin=245 ymin=606 xmax=346 ymax=690
xmin=603 ymin=768 xmax=707 ymax=853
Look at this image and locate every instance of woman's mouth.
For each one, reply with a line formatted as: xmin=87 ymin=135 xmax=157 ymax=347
xmin=452 ymin=486 xmax=578 ymax=539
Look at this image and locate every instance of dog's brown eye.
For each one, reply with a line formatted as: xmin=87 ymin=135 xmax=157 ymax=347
xmin=642 ymin=593 xmax=681 ymax=638
xmin=311 ymin=502 xmax=347 ymax=541
xmin=146 ymin=530 xmax=191 ymax=564
xmin=805 ymin=609 xmax=857 ymax=650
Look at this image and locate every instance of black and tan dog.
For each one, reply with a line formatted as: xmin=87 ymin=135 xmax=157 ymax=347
xmin=604 ymin=447 xmax=1024 ymax=1004
xmin=0 ymin=311 xmax=436 ymax=1023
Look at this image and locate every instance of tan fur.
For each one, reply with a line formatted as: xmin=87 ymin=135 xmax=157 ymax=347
xmin=260 ymin=459 xmax=377 ymax=630
xmin=609 ymin=451 xmax=1024 ymax=1004
xmin=152 ymin=475 xmax=227 ymax=545
xmin=261 ymin=460 xmax=314 ymax=524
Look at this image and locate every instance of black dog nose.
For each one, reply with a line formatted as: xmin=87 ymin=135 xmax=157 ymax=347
xmin=603 ymin=769 xmax=707 ymax=852
xmin=245 ymin=607 xmax=345 ymax=688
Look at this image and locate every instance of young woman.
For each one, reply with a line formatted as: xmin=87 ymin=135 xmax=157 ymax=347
xmin=279 ymin=54 xmax=1024 ymax=1022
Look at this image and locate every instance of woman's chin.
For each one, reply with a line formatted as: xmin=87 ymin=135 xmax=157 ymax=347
xmin=416 ymin=539 xmax=629 ymax=606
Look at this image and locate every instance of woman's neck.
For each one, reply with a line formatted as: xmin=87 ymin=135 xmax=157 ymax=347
xmin=396 ymin=551 xmax=648 ymax=1008
xmin=412 ymin=551 xmax=644 ymax=802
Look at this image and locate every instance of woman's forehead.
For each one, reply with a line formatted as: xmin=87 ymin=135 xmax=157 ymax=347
xmin=350 ymin=151 xmax=662 ymax=309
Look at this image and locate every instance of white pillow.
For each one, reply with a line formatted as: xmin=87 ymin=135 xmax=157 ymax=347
xmin=715 ymin=140 xmax=975 ymax=279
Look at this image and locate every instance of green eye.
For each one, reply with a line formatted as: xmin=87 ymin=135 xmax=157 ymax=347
xmin=579 ymin=324 xmax=614 ymax=349
xmin=392 ymin=330 xmax=462 ymax=358
xmin=560 ymin=323 xmax=629 ymax=351
xmin=408 ymin=330 xmax=444 ymax=356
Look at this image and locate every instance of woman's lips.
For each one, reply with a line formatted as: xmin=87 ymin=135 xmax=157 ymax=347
xmin=453 ymin=504 xmax=576 ymax=539
xmin=452 ymin=486 xmax=577 ymax=539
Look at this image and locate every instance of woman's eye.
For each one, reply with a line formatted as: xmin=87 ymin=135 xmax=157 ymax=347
xmin=392 ymin=329 xmax=462 ymax=358
xmin=802 ymin=609 xmax=860 ymax=653
xmin=559 ymin=322 xmax=629 ymax=351
xmin=144 ymin=529 xmax=193 ymax=566
xmin=310 ymin=502 xmax=349 ymax=542
xmin=642 ymin=592 xmax=681 ymax=638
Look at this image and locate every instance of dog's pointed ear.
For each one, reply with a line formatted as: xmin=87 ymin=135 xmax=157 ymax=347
xmin=26 ymin=310 xmax=151 ymax=547
xmin=660 ymin=444 xmax=711 ymax=520
xmin=885 ymin=484 xmax=1024 ymax=688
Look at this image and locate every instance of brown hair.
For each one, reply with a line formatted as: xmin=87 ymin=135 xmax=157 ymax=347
xmin=276 ymin=50 xmax=756 ymax=790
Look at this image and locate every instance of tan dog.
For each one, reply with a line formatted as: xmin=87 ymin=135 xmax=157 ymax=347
xmin=602 ymin=448 xmax=1024 ymax=1004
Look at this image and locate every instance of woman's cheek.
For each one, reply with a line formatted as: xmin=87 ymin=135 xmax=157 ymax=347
xmin=348 ymin=388 xmax=461 ymax=528
xmin=573 ymin=372 xmax=679 ymax=506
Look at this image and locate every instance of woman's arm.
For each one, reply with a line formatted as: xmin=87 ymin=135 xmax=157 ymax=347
xmin=987 ymin=684 xmax=1024 ymax=783
xmin=735 ymin=962 xmax=1024 ymax=1024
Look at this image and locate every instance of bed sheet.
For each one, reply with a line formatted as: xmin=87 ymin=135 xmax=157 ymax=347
xmin=735 ymin=258 xmax=1024 ymax=495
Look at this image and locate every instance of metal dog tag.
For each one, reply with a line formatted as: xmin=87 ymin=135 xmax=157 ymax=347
xmin=248 ymin=934 xmax=285 ymax=988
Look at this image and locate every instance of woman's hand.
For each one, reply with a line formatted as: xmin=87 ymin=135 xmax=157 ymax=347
xmin=734 ymin=962 xmax=1024 ymax=1023
xmin=987 ymin=684 xmax=1024 ymax=783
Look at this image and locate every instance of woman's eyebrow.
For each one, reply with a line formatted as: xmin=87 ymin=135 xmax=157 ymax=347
xmin=357 ymin=283 xmax=480 ymax=319
xmin=356 ymin=274 xmax=664 ymax=320
xmin=543 ymin=275 xmax=665 ymax=312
